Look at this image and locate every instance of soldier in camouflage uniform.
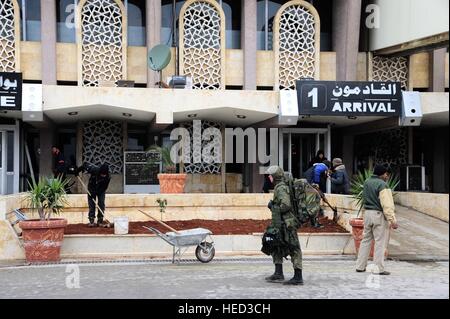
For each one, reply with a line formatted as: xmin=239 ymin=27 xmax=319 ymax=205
xmin=304 ymin=181 xmax=324 ymax=228
xmin=265 ymin=166 xmax=304 ymax=285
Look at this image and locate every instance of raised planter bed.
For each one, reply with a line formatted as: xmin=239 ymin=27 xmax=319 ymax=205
xmin=65 ymin=217 xmax=348 ymax=235
xmin=60 ymin=217 xmax=353 ymax=258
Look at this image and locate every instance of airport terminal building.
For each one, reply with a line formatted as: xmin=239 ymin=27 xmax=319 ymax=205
xmin=0 ymin=0 xmax=448 ymax=195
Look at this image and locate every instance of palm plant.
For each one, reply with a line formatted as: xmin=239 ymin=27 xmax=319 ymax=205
xmin=350 ymin=169 xmax=400 ymax=212
xmin=146 ymin=145 xmax=177 ymax=173
xmin=26 ymin=176 xmax=69 ymax=220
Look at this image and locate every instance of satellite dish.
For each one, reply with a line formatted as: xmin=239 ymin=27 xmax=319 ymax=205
xmin=148 ymin=44 xmax=171 ymax=71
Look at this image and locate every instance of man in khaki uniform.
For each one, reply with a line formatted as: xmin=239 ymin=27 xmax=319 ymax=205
xmin=356 ymin=164 xmax=399 ymax=275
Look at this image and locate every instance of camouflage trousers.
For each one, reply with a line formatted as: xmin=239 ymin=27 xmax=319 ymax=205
xmin=272 ymin=228 xmax=303 ymax=270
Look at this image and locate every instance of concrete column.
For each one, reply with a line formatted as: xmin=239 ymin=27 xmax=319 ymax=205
xmin=40 ymin=0 xmax=57 ymax=85
xmin=242 ymin=0 xmax=257 ymax=90
xmin=251 ymin=163 xmax=264 ymax=193
xmin=146 ymin=0 xmax=162 ymax=88
xmin=429 ymin=48 xmax=447 ymax=92
xmin=332 ymin=0 xmax=362 ymax=81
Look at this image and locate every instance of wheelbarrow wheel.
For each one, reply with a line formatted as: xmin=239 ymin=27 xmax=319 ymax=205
xmin=195 ymin=242 xmax=215 ymax=263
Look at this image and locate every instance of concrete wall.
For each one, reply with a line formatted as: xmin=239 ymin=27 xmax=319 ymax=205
xmin=370 ymin=0 xmax=449 ymax=51
xmin=394 ymin=192 xmax=449 ymax=222
xmin=22 ymin=42 xmax=449 ymax=89
xmin=185 ymin=174 xmax=243 ymax=193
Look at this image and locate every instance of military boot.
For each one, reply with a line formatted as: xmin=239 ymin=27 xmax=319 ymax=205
xmin=265 ymin=264 xmax=284 ymax=282
xmin=283 ymin=269 xmax=304 ymax=285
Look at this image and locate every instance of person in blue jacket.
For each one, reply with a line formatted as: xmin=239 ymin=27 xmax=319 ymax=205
xmin=312 ymin=160 xmax=331 ymax=193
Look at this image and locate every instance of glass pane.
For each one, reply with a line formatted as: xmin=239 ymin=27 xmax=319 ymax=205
xmin=127 ymin=0 xmax=146 ymax=46
xmin=283 ymin=133 xmax=288 ymax=171
xmin=257 ymin=0 xmax=266 ymax=50
xmin=26 ymin=0 xmax=41 ymax=41
xmin=161 ymin=0 xmax=186 ymax=47
xmin=0 ymin=132 xmax=3 ymax=167
xmin=221 ymin=0 xmax=241 ymax=49
xmin=57 ymin=0 xmax=77 ymax=43
xmin=267 ymin=0 xmax=284 ymax=50
xmin=7 ymin=131 xmax=14 ymax=172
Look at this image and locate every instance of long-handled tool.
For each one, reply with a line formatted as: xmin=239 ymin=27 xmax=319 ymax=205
xmin=76 ymin=175 xmax=113 ymax=228
xmin=312 ymin=184 xmax=339 ymax=222
xmin=137 ymin=209 xmax=180 ymax=234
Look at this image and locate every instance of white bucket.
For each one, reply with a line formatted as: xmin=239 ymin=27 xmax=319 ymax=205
xmin=114 ymin=216 xmax=129 ymax=235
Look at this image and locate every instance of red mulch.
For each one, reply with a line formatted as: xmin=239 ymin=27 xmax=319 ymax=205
xmin=64 ymin=217 xmax=348 ymax=235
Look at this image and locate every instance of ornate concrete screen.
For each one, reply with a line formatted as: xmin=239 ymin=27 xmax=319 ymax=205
xmin=372 ymin=56 xmax=409 ymax=91
xmin=179 ymin=0 xmax=226 ymax=90
xmin=183 ymin=121 xmax=223 ymax=174
xmin=274 ymin=0 xmax=320 ymax=91
xmin=0 ymin=0 xmax=20 ymax=72
xmin=77 ymin=0 xmax=127 ymax=87
xmin=82 ymin=120 xmax=123 ymax=174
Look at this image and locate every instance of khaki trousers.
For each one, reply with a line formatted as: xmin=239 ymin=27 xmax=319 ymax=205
xmin=356 ymin=210 xmax=390 ymax=273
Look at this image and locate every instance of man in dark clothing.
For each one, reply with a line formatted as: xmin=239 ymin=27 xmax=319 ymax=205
xmin=330 ymin=158 xmax=350 ymax=194
xmin=52 ymin=146 xmax=67 ymax=179
xmin=262 ymin=174 xmax=274 ymax=193
xmin=77 ymin=163 xmax=111 ymax=227
xmin=308 ymin=150 xmax=328 ymax=168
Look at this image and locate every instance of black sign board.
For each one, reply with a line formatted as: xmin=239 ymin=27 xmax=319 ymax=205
xmin=0 ymin=72 xmax=22 ymax=111
xmin=296 ymin=80 xmax=402 ymax=117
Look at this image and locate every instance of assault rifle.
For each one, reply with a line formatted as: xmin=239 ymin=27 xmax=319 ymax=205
xmin=311 ymin=184 xmax=338 ymax=222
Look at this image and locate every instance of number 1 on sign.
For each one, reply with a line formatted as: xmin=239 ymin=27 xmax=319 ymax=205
xmin=308 ymin=87 xmax=318 ymax=108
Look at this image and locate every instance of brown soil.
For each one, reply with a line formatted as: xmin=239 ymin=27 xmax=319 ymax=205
xmin=64 ymin=217 xmax=348 ymax=235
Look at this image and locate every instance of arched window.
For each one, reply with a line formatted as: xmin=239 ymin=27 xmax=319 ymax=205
xmin=0 ymin=0 xmax=21 ymax=72
xmin=77 ymin=0 xmax=127 ymax=87
xmin=179 ymin=0 xmax=225 ymax=90
xmin=274 ymin=0 xmax=320 ymax=90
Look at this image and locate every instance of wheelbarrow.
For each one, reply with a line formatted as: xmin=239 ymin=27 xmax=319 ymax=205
xmin=138 ymin=210 xmax=215 ymax=264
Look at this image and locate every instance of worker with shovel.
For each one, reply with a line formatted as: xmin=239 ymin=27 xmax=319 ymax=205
xmin=76 ymin=163 xmax=111 ymax=227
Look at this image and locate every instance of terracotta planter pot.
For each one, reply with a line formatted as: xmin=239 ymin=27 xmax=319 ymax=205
xmin=158 ymin=173 xmax=187 ymax=193
xmin=19 ymin=219 xmax=67 ymax=263
xmin=349 ymin=218 xmax=389 ymax=258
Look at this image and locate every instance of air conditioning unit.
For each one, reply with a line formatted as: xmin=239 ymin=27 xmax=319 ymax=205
xmin=400 ymin=165 xmax=425 ymax=191
xmin=166 ymin=76 xmax=193 ymax=89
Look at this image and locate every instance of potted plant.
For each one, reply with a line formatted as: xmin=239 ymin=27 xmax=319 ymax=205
xmin=349 ymin=169 xmax=399 ymax=257
xmin=19 ymin=176 xmax=69 ymax=263
xmin=147 ymin=146 xmax=187 ymax=193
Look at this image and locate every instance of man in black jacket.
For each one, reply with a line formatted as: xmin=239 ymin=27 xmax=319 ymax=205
xmin=77 ymin=163 xmax=111 ymax=227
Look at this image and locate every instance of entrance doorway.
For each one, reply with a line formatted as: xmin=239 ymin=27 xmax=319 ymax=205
xmin=279 ymin=128 xmax=330 ymax=180
xmin=0 ymin=124 xmax=19 ymax=195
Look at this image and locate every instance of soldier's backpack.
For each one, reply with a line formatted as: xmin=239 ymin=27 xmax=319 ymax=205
xmin=286 ymin=178 xmax=321 ymax=226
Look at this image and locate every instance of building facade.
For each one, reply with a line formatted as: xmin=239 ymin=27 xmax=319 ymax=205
xmin=0 ymin=0 xmax=448 ymax=195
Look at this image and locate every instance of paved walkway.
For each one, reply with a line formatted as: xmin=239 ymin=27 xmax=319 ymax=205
xmin=0 ymin=258 xmax=447 ymax=299
xmin=388 ymin=205 xmax=449 ymax=260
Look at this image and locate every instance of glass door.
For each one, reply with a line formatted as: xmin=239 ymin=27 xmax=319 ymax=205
xmin=0 ymin=131 xmax=5 ymax=195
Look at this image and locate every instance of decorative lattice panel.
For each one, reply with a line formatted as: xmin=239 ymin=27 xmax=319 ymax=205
xmin=275 ymin=1 xmax=320 ymax=90
xmin=82 ymin=120 xmax=123 ymax=174
xmin=372 ymin=56 xmax=409 ymax=91
xmin=78 ymin=0 xmax=126 ymax=87
xmin=180 ymin=0 xmax=225 ymax=90
xmin=355 ymin=128 xmax=408 ymax=173
xmin=183 ymin=121 xmax=223 ymax=174
xmin=0 ymin=0 xmax=19 ymax=72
